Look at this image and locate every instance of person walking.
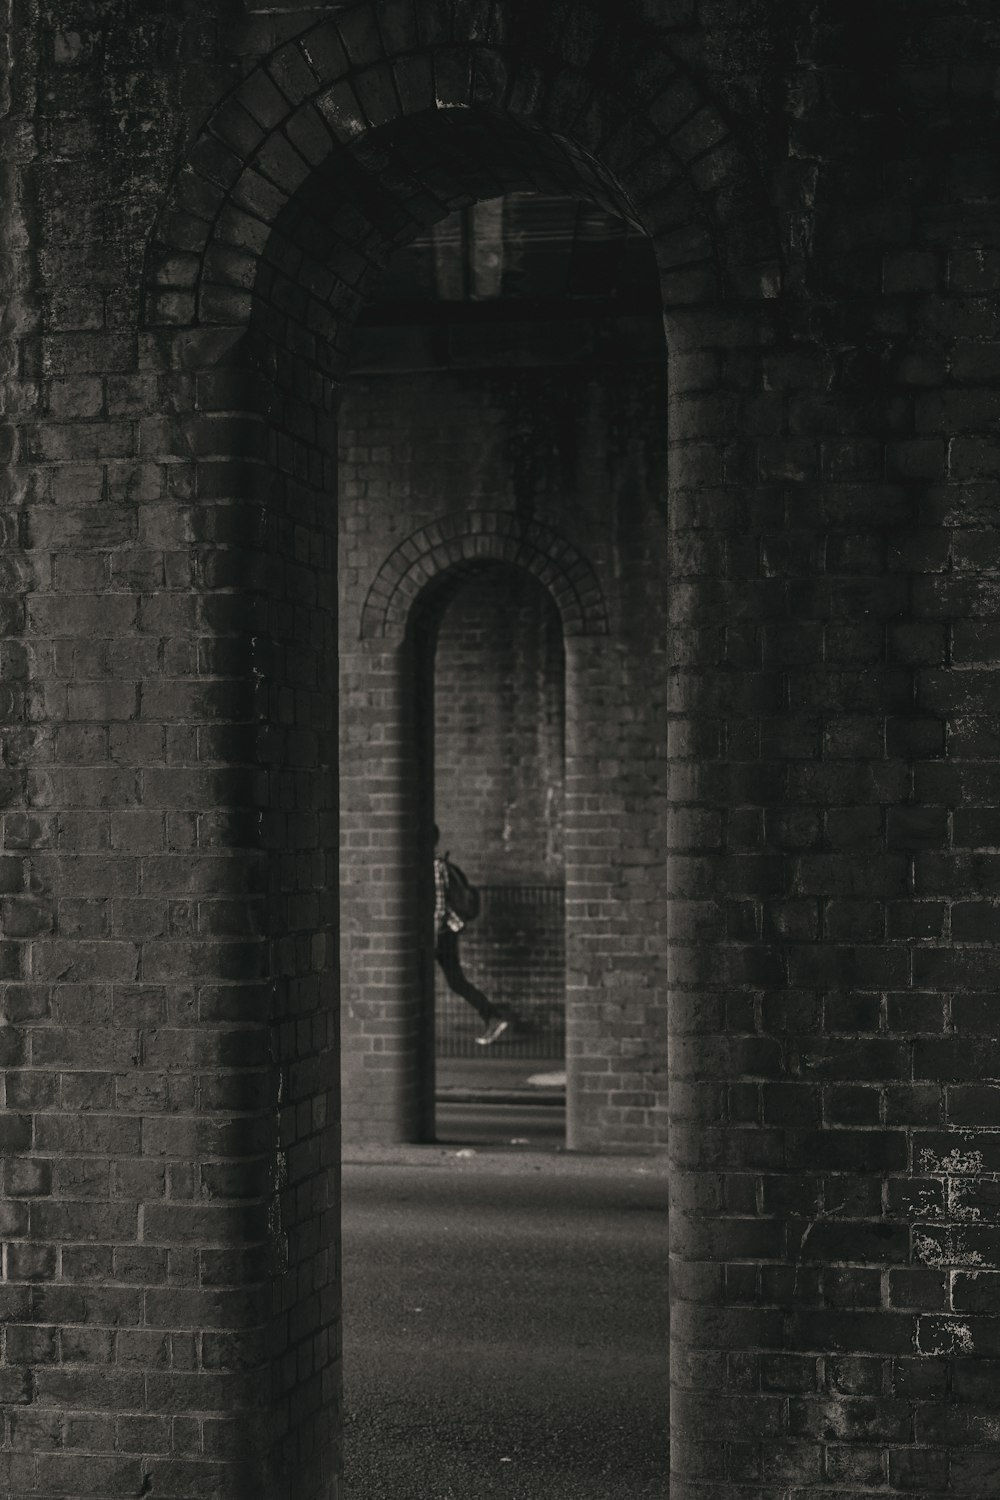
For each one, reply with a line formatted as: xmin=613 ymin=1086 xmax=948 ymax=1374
xmin=433 ymin=829 xmax=510 ymax=1047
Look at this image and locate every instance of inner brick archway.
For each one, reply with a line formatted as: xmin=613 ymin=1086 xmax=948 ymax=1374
xmin=360 ymin=512 xmax=610 ymax=642
xmin=340 ymin=514 xmax=615 ymax=1148
xmin=144 ymin=7 xmax=779 ymax=338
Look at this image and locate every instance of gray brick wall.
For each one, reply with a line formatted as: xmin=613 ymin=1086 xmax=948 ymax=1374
xmin=0 ymin=0 xmax=995 ymax=1495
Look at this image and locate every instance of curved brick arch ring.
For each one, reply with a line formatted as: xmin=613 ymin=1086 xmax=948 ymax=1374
xmin=360 ymin=512 xmax=609 ymax=641
xmin=142 ymin=0 xmax=781 ymax=330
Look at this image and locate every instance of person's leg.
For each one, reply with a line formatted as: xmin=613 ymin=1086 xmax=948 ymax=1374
xmin=435 ymin=930 xmax=495 ymax=1023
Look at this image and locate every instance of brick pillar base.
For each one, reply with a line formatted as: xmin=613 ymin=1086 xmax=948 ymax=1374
xmin=340 ymin=638 xmax=433 ymax=1145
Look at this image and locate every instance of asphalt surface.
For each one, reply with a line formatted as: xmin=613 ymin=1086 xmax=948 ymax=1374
xmin=342 ymin=1119 xmax=668 ymax=1499
xmin=435 ymin=1098 xmax=566 ymax=1149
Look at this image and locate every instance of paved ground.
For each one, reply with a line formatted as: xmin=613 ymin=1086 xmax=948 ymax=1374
xmin=436 ymin=1098 xmax=565 ymax=1150
xmin=341 ymin=1136 xmax=669 ymax=1499
xmin=436 ymin=1054 xmax=566 ymax=1102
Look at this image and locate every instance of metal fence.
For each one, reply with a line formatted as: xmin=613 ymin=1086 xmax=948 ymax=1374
xmin=435 ymin=883 xmax=565 ymax=1059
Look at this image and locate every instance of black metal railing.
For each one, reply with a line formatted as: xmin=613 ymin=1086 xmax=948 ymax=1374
xmin=435 ymin=883 xmax=565 ymax=1059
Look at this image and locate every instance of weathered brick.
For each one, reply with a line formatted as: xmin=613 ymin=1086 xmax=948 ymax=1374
xmin=0 ymin=3 xmax=995 ymax=1498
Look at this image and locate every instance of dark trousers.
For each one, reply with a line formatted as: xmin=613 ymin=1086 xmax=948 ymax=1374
xmin=435 ymin=928 xmax=496 ymax=1023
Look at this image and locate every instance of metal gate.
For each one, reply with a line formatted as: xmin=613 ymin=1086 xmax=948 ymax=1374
xmin=435 ymin=884 xmax=565 ymax=1059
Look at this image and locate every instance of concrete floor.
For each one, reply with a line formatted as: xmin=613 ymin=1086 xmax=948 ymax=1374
xmin=341 ymin=1132 xmax=668 ymax=1499
xmin=435 ymin=1054 xmax=566 ymax=1105
xmin=436 ymin=1099 xmax=565 ymax=1150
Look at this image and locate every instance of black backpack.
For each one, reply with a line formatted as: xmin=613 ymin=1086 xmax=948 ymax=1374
xmin=444 ymin=855 xmax=480 ymax=924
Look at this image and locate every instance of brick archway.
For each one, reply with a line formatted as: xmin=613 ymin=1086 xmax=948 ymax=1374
xmin=135 ymin=3 xmax=782 ymax=1496
xmin=143 ymin=2 xmax=781 ymax=338
xmin=360 ymin=511 xmax=609 ymax=641
xmin=0 ymin=0 xmax=989 ymax=1496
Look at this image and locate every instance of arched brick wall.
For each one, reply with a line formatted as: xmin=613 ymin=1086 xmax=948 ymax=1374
xmin=0 ymin=3 xmax=854 ymax=1495
xmin=342 ymin=510 xmax=636 ymax=1153
xmin=142 ymin=3 xmax=781 ymax=339
xmin=3 ymin=1 xmax=996 ymax=1499
xmin=360 ymin=511 xmax=609 ymax=640
xmin=166 ymin=11 xmax=756 ymax=1484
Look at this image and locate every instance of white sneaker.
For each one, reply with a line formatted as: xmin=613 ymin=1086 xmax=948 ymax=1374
xmin=476 ymin=1018 xmax=510 ymax=1047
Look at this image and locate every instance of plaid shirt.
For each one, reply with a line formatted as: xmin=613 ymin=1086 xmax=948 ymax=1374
xmin=434 ymin=856 xmax=464 ymax=934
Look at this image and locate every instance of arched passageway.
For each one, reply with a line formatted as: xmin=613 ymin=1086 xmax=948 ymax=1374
xmin=339 ymin=480 xmax=668 ymax=1147
xmin=337 ymin=188 xmax=670 ymax=1151
xmin=137 ymin=7 xmax=774 ymax=1493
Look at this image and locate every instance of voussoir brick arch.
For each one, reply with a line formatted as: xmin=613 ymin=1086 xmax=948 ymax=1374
xmin=142 ymin=0 xmax=782 ymax=335
xmin=360 ymin=512 xmax=609 ymax=642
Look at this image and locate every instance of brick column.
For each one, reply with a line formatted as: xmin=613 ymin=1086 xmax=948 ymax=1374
xmin=664 ymin=295 xmax=953 ymax=1492
xmin=0 ymin=295 xmax=340 ymax=1495
xmin=565 ymin=633 xmax=669 ymax=1152
xmin=339 ymin=635 xmax=433 ymax=1145
xmin=251 ymin=348 xmax=341 ymax=1497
